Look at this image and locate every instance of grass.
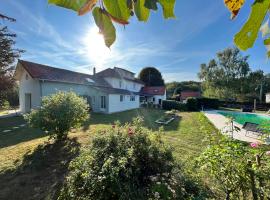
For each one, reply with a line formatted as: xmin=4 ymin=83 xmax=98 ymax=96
xmin=0 ymin=108 xmax=217 ymax=199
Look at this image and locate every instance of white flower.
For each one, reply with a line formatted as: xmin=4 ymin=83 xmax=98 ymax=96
xmin=154 ymin=192 xmax=160 ymax=199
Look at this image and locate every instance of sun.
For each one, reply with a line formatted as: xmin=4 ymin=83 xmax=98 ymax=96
xmin=81 ymin=26 xmax=112 ymax=66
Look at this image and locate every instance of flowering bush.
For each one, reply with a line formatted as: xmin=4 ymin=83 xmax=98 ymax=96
xmin=198 ymin=137 xmax=270 ymax=199
xmin=58 ymin=117 xmax=210 ymax=199
xmin=25 ymin=91 xmax=89 ymax=140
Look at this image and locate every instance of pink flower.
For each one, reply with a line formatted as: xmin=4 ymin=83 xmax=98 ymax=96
xmin=250 ymin=142 xmax=260 ymax=148
xmin=128 ymin=127 xmax=134 ymax=136
xmin=266 ymin=151 xmax=270 ymax=156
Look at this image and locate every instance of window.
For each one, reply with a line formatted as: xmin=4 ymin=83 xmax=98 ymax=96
xmin=119 ymin=81 xmax=122 ymax=88
xmin=133 ymin=83 xmax=136 ymax=89
xmin=120 ymin=95 xmax=124 ymax=102
xmin=101 ymin=96 xmax=106 ymax=109
xmin=92 ymin=96 xmax=95 ymax=104
xmin=153 ymin=97 xmax=155 ymax=102
xmin=25 ymin=74 xmax=29 ymax=80
xmin=130 ymin=95 xmax=135 ymax=101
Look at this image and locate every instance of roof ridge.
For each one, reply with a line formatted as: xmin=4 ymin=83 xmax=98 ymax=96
xmin=19 ymin=59 xmax=92 ymax=77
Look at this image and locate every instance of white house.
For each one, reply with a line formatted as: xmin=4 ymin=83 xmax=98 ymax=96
xmin=266 ymin=92 xmax=270 ymax=103
xmin=14 ymin=60 xmax=166 ymax=114
xmin=140 ymin=86 xmax=166 ymax=105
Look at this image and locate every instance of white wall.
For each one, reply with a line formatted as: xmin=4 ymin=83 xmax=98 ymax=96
xmin=19 ymin=70 xmax=41 ymax=112
xmin=104 ymin=77 xmax=143 ymax=92
xmin=266 ymin=94 xmax=270 ymax=103
xmin=108 ymin=94 xmax=140 ymax=113
xmin=40 ymin=81 xmax=108 ymax=113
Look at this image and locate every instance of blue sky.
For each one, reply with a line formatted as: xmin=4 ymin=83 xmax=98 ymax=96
xmin=1 ymin=0 xmax=269 ymax=82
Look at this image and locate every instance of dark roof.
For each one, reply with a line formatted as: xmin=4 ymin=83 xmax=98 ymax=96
xmin=114 ymin=67 xmax=135 ymax=74
xmin=141 ymin=86 xmax=166 ymax=96
xmin=96 ymin=68 xmax=144 ymax=84
xmin=17 ymin=60 xmax=110 ymax=87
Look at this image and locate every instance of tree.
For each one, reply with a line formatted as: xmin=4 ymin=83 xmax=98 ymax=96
xmin=25 ymin=92 xmax=89 ymax=140
xmin=138 ymin=67 xmax=164 ymax=86
xmin=198 ymin=47 xmax=253 ymax=101
xmin=47 ymin=0 xmax=270 ymax=56
xmin=0 ymin=16 xmax=23 ymax=106
xmin=166 ymin=81 xmax=201 ymax=98
xmin=47 ymin=0 xmax=176 ymax=48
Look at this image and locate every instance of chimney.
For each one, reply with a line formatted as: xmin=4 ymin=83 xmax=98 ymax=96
xmin=93 ymin=67 xmax=96 ymax=75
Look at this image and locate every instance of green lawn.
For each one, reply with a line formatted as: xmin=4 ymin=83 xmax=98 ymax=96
xmin=0 ymin=108 xmax=217 ymax=199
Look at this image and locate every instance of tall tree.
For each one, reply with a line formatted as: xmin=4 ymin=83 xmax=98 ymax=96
xmin=0 ymin=16 xmax=23 ymax=105
xmin=198 ymin=47 xmax=251 ymax=101
xmin=138 ymin=67 xmax=164 ymax=87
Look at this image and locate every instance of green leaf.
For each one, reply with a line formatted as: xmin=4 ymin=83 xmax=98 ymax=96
xmin=158 ymin=0 xmax=176 ymax=19
xmin=134 ymin=0 xmax=150 ymax=22
xmin=144 ymin=0 xmax=158 ymax=10
xmin=264 ymin=38 xmax=270 ymax=45
xmin=103 ymin=0 xmax=130 ymax=21
xmin=48 ymin=0 xmax=88 ymax=11
xmin=92 ymin=7 xmax=116 ymax=48
xmin=234 ymin=0 xmax=270 ymax=51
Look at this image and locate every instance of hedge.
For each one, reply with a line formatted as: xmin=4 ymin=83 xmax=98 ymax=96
xmin=197 ymin=98 xmax=220 ymax=109
xmin=162 ymin=100 xmax=187 ymax=111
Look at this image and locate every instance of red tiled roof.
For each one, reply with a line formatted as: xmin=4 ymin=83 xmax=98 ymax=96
xmin=180 ymin=91 xmax=201 ymax=100
xmin=141 ymin=86 xmax=166 ymax=96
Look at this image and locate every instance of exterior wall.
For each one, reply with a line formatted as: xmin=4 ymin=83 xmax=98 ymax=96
xmin=104 ymin=77 xmax=143 ymax=92
xmin=19 ymin=70 xmax=41 ymax=112
xmin=108 ymin=94 xmax=140 ymax=113
xmin=266 ymin=94 xmax=270 ymax=103
xmin=40 ymin=81 xmax=109 ymax=113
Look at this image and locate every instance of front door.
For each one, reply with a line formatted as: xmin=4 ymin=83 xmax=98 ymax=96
xmin=25 ymin=93 xmax=32 ymax=112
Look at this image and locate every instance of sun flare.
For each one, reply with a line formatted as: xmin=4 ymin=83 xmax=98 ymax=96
xmin=81 ymin=26 xmax=112 ymax=66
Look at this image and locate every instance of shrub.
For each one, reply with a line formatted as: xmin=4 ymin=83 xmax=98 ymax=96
xmin=59 ymin=118 xmax=210 ymax=199
xmin=198 ymin=137 xmax=270 ymax=199
xmin=197 ymin=98 xmax=220 ymax=109
xmin=2 ymin=100 xmax=10 ymax=110
xmin=186 ymin=97 xmax=198 ymax=111
xmin=162 ymin=100 xmax=187 ymax=111
xmin=25 ymin=91 xmax=89 ymax=140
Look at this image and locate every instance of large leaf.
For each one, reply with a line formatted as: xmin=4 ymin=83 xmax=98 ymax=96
xmin=134 ymin=0 xmax=150 ymax=22
xmin=103 ymin=0 xmax=130 ymax=21
xmin=158 ymin=0 xmax=176 ymax=19
xmin=48 ymin=0 xmax=88 ymax=11
xmin=78 ymin=0 xmax=97 ymax=15
xmin=92 ymin=7 xmax=116 ymax=48
xmin=234 ymin=0 xmax=270 ymax=51
xmin=224 ymin=0 xmax=245 ymax=19
xmin=144 ymin=0 xmax=158 ymax=10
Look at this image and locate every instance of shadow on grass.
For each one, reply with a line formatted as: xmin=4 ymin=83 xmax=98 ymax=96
xmin=83 ymin=108 xmax=181 ymax=132
xmin=0 ymin=138 xmax=80 ymax=200
xmin=0 ymin=116 xmax=45 ymax=149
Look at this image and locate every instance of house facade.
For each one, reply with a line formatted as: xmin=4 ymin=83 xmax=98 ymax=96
xmin=15 ymin=60 xmax=147 ymax=114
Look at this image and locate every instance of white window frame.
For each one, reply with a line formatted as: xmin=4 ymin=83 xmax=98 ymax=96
xmin=100 ymin=96 xmax=106 ymax=110
xmin=130 ymin=95 xmax=135 ymax=101
xmin=120 ymin=95 xmax=124 ymax=102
